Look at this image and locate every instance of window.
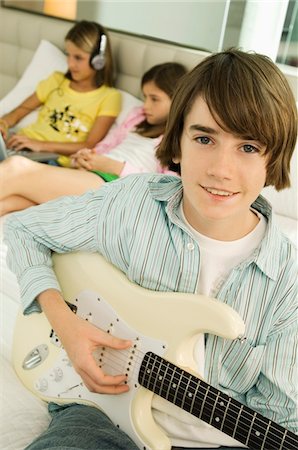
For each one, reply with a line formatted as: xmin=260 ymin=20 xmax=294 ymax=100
xmin=276 ymin=0 xmax=298 ymax=67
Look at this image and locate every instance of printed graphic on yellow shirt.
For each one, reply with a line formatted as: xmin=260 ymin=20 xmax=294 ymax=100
xmin=48 ymin=105 xmax=88 ymax=139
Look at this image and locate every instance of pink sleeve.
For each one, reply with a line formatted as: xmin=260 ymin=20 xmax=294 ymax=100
xmin=95 ymin=106 xmax=145 ymax=155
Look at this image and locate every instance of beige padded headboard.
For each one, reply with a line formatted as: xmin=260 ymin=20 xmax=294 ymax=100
xmin=0 ymin=6 xmax=210 ymax=99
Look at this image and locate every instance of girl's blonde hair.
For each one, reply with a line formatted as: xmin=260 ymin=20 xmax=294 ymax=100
xmin=156 ymin=49 xmax=297 ymax=190
xmin=65 ymin=20 xmax=114 ymax=87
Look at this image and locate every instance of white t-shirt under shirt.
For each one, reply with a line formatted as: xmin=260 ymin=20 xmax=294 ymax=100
xmin=152 ymin=205 xmax=267 ymax=448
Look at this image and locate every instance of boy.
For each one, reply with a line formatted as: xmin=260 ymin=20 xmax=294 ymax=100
xmin=4 ymin=49 xmax=297 ymax=449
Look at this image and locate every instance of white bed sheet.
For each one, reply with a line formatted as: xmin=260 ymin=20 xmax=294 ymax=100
xmin=0 ymin=212 xmax=296 ymax=449
xmin=0 ymin=217 xmax=50 ymax=450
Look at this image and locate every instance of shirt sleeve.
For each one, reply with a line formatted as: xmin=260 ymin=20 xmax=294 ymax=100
xmin=247 ymin=324 xmax=298 ymax=431
xmin=97 ymin=89 xmax=121 ymax=118
xmin=246 ymin=272 xmax=298 ymax=432
xmin=4 ymin=189 xmax=104 ymax=314
xmin=35 ymin=71 xmax=65 ymax=103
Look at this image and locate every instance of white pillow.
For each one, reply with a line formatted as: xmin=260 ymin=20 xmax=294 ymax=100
xmin=0 ymin=40 xmax=67 ymax=127
xmin=116 ymin=89 xmax=143 ymax=125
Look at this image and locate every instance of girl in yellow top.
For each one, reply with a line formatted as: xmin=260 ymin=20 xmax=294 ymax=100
xmin=0 ymin=21 xmax=121 ymax=155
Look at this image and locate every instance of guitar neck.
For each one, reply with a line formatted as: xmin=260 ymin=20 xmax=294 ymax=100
xmin=139 ymin=352 xmax=298 ymax=450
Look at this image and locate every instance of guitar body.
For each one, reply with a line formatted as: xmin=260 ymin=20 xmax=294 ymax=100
xmin=13 ymin=252 xmax=245 ymax=450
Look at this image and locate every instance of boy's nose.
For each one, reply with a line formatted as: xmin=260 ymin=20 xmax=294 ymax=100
xmin=206 ymin=149 xmax=234 ymax=180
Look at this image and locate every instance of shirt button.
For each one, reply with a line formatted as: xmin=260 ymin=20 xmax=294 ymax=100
xmin=187 ymin=242 xmax=195 ymax=251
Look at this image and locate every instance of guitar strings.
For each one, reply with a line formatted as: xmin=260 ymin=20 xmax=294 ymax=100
xmin=92 ymin=346 xmax=296 ymax=448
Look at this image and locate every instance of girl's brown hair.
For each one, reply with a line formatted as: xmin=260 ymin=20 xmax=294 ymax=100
xmin=156 ymin=49 xmax=297 ymax=190
xmin=65 ymin=20 xmax=114 ymax=87
xmin=136 ymin=62 xmax=187 ymax=138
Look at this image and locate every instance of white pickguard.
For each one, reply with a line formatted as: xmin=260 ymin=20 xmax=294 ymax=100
xmin=13 ymin=252 xmax=245 ymax=450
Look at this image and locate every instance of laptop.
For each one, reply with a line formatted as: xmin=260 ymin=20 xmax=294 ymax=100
xmin=0 ymin=133 xmax=60 ymax=163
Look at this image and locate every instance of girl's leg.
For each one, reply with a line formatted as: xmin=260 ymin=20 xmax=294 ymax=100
xmin=0 ymin=195 xmax=36 ymax=216
xmin=25 ymin=403 xmax=138 ymax=450
xmin=0 ymin=156 xmax=104 ymax=205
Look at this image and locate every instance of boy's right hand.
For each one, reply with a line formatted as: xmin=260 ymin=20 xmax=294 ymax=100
xmin=60 ymin=312 xmax=132 ymax=394
xmin=38 ymin=289 xmax=132 ymax=394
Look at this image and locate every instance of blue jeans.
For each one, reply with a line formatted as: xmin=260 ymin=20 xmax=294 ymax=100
xmin=25 ymin=403 xmax=244 ymax=450
xmin=25 ymin=403 xmax=138 ymax=450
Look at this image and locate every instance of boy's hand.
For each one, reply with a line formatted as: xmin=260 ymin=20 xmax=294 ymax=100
xmin=60 ymin=312 xmax=132 ymax=394
xmin=38 ymin=289 xmax=132 ymax=394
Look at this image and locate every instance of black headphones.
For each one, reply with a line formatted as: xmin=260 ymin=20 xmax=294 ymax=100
xmin=90 ymin=33 xmax=107 ymax=71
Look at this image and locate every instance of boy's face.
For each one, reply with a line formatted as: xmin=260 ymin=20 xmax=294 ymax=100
xmin=175 ymin=96 xmax=268 ymax=240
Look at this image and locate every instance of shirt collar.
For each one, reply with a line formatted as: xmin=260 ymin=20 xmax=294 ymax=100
xmin=249 ymin=195 xmax=284 ymax=280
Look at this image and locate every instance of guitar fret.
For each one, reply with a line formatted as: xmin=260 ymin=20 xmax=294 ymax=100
xmin=146 ymin=354 xmax=158 ymax=391
xmin=189 ymin=380 xmax=200 ymax=415
xmin=245 ymin=411 xmax=257 ymax=447
xmin=261 ymin=420 xmax=272 ymax=450
xmin=157 ymin=362 xmax=169 ymax=398
xmin=151 ymin=356 xmax=164 ymax=395
xmin=220 ymin=397 xmax=231 ymax=432
xmin=180 ymin=375 xmax=192 ymax=412
xmin=280 ymin=429 xmax=291 ymax=450
xmin=166 ymin=366 xmax=178 ymax=404
xmin=198 ymin=385 xmax=210 ymax=421
xmin=209 ymin=391 xmax=220 ymax=425
xmin=209 ymin=394 xmax=227 ymax=430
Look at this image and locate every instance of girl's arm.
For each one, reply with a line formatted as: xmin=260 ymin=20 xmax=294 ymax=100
xmin=0 ymin=93 xmax=41 ymax=138
xmin=73 ymin=151 xmax=125 ymax=175
xmin=7 ymin=115 xmax=117 ymax=155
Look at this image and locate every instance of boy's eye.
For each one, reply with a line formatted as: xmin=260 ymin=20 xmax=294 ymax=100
xmin=196 ymin=136 xmax=211 ymax=145
xmin=243 ymin=144 xmax=259 ymax=153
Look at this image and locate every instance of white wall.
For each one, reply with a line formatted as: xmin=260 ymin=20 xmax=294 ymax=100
xmin=77 ymin=0 xmax=230 ymax=52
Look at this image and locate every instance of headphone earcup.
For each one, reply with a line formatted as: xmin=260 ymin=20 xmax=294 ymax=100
xmin=90 ymin=33 xmax=107 ymax=71
xmin=90 ymin=53 xmax=105 ymax=70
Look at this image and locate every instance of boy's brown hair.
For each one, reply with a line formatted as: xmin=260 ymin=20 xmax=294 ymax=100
xmin=156 ymin=49 xmax=297 ymax=190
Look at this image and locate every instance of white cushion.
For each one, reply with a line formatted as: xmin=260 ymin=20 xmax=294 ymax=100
xmin=262 ymin=142 xmax=297 ymax=221
xmin=0 ymin=40 xmax=67 ymax=128
xmin=116 ymin=89 xmax=143 ymax=125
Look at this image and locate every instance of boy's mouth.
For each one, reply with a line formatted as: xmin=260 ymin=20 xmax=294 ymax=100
xmin=203 ymin=186 xmax=237 ymax=197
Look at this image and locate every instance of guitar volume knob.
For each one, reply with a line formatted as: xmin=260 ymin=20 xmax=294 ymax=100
xmin=49 ymin=367 xmax=63 ymax=382
xmin=35 ymin=377 xmax=48 ymax=392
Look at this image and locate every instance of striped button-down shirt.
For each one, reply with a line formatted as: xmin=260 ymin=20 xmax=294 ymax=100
xmin=4 ymin=174 xmax=298 ymax=434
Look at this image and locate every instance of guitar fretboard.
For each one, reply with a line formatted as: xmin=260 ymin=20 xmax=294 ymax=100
xmin=138 ymin=352 xmax=298 ymax=450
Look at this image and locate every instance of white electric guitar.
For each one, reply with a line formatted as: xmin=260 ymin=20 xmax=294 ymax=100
xmin=13 ymin=252 xmax=297 ymax=450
